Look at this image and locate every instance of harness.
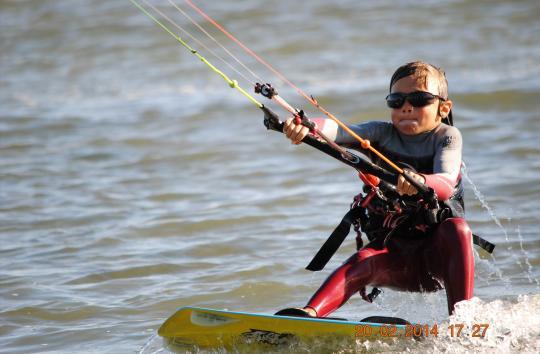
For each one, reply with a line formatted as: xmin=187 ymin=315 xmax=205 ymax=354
xmin=306 ymin=174 xmax=495 ymax=272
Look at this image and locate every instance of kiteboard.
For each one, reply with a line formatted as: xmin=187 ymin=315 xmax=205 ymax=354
xmin=158 ymin=306 xmax=410 ymax=349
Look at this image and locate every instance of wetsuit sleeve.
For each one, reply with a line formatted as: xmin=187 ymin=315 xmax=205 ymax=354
xmin=310 ymin=118 xmax=338 ymax=140
xmin=308 ymin=119 xmax=388 ymax=147
xmin=422 ymin=126 xmax=463 ymax=200
xmin=334 ymin=121 xmax=390 ymax=147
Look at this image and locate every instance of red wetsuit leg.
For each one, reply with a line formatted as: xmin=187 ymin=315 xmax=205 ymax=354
xmin=306 ymin=244 xmax=416 ymax=317
xmin=306 ymin=218 xmax=473 ymax=317
xmin=427 ymin=217 xmax=474 ymax=315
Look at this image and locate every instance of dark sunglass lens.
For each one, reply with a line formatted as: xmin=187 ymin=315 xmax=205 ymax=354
xmin=386 ymin=93 xmax=405 ymax=108
xmin=408 ymin=92 xmax=436 ymax=107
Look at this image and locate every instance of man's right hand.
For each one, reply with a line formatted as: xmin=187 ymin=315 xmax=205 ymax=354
xmin=284 ymin=117 xmax=310 ymax=144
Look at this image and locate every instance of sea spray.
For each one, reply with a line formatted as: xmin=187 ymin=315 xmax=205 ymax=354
xmin=353 ymin=295 xmax=540 ymax=353
xmin=462 ymin=163 xmax=539 ymax=288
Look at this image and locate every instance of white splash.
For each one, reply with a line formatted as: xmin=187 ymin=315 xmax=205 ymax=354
xmin=355 ymin=295 xmax=540 ymax=353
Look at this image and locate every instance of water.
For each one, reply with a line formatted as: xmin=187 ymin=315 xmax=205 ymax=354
xmin=1 ymin=0 xmax=539 ymax=353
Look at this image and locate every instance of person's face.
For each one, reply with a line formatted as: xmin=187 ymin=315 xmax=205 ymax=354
xmin=389 ymin=75 xmax=451 ymax=135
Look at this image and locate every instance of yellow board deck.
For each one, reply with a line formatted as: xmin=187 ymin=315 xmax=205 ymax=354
xmin=158 ymin=306 xmax=409 ymax=349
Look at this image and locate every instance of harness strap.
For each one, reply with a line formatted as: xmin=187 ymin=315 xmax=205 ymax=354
xmin=306 ymin=205 xmax=496 ymax=272
xmin=473 ymin=234 xmax=495 ymax=254
xmin=305 ymin=206 xmax=366 ymax=271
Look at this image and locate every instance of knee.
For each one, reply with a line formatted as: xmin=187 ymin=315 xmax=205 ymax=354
xmin=341 ymin=248 xmax=379 ymax=278
xmin=356 ymin=247 xmax=387 ymax=262
xmin=437 ymin=218 xmax=472 ymax=245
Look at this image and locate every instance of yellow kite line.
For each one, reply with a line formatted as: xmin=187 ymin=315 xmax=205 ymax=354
xmin=129 ymin=0 xmax=264 ymax=109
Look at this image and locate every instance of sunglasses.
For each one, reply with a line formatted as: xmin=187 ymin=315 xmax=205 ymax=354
xmin=385 ymin=91 xmax=445 ymax=109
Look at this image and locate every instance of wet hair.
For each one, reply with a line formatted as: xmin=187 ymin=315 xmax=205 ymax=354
xmin=389 ymin=61 xmax=453 ymax=125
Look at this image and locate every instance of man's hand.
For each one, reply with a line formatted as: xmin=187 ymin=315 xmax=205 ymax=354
xmin=284 ymin=117 xmax=310 ymax=144
xmin=397 ymin=171 xmax=425 ymax=196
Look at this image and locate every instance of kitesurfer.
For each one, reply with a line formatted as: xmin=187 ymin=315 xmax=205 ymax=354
xmin=279 ymin=61 xmax=474 ymax=317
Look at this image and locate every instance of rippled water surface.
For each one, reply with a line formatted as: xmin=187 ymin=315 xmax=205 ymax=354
xmin=1 ymin=0 xmax=539 ymax=353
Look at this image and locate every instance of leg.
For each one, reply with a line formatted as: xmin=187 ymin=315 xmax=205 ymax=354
xmin=427 ymin=218 xmax=474 ymax=315
xmin=305 ymin=244 xmax=419 ymax=317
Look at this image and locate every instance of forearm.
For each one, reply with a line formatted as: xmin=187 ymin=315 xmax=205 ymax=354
xmin=310 ymin=118 xmax=339 ymax=141
xmin=422 ymin=172 xmax=459 ymax=200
